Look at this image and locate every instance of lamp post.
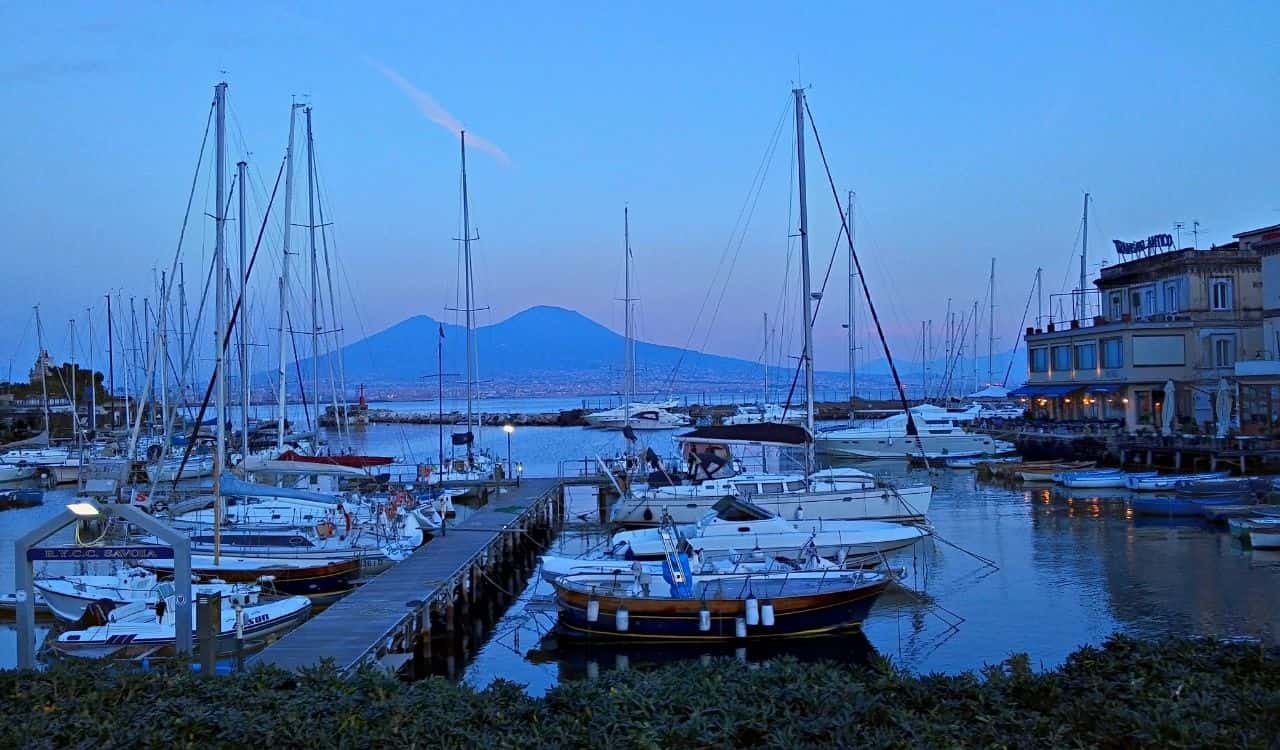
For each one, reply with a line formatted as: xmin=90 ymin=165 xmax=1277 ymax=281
xmin=502 ymin=423 xmax=514 ymax=483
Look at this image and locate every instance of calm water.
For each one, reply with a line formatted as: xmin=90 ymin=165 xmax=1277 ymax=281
xmin=3 ymin=422 xmax=1279 ymax=691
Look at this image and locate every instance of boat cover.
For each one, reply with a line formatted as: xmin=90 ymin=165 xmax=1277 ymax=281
xmin=675 ymin=423 xmax=811 ymax=446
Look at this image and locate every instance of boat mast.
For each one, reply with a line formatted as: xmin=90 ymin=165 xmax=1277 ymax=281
xmin=987 ymin=258 xmax=995 ymax=386
xmin=105 ymin=295 xmax=113 ymax=424
xmin=277 ymin=100 xmax=300 ymax=452
xmin=305 ymin=105 xmax=320 ymax=444
xmin=762 ymin=312 xmax=769 ymax=404
xmin=212 ymin=81 xmax=228 ymax=565
xmin=920 ymin=321 xmax=926 ymax=401
xmin=177 ymin=265 xmax=186 ymax=409
xmin=86 ymin=306 xmax=96 ymax=439
xmin=158 ymin=273 xmax=170 ymax=454
xmin=460 ymin=131 xmax=475 ymax=461
xmin=846 ymin=189 xmax=856 ymax=410
xmin=793 ymin=87 xmax=816 ymax=477
xmin=237 ymin=159 xmax=250 ymax=463
xmin=69 ymin=319 xmax=78 ymax=447
xmin=34 ymin=306 xmax=49 ymax=435
xmin=971 ymin=300 xmax=979 ymax=395
xmin=623 ymin=205 xmax=633 ymax=428
xmin=1079 ymin=192 xmax=1090 ymax=320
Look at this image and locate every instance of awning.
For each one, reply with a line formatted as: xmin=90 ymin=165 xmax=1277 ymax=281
xmin=1007 ymin=384 xmax=1082 ymax=398
xmin=1085 ymin=384 xmax=1123 ymax=394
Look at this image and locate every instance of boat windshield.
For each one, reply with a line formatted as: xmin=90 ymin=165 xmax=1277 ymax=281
xmin=711 ymin=496 xmax=773 ymax=522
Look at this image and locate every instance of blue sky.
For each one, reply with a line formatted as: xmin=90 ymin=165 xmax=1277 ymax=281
xmin=1 ymin=1 xmax=1277 ymax=378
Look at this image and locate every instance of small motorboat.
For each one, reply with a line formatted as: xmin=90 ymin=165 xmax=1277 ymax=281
xmin=34 ymin=567 xmax=258 ymax=623
xmin=1228 ymin=517 xmax=1280 ymax=549
xmin=52 ymin=585 xmax=311 ymax=658
xmin=1129 ymin=495 xmax=1238 ymax=517
xmin=1015 ymin=461 xmax=1096 ymax=482
xmin=551 ymin=556 xmax=892 ymax=641
xmin=0 ymin=488 xmax=44 ymax=511
xmin=1175 ymin=477 xmax=1272 ymax=497
xmin=1056 ymin=470 xmax=1155 ymax=489
xmin=139 ymin=555 xmax=359 ymax=603
xmin=0 ymin=465 xmax=38 ymax=483
xmin=946 ymin=455 xmax=1020 ymax=470
xmin=1125 ymin=472 xmax=1229 ymax=492
xmin=0 ymin=590 xmax=52 ymax=617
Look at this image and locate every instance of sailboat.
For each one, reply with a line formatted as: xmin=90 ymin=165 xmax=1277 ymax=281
xmin=611 ymin=88 xmax=932 ymax=526
xmin=584 ymin=209 xmax=689 ymax=432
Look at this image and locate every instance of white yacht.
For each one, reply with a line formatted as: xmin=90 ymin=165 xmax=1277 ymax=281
xmin=815 ymin=405 xmax=1008 ymax=460
xmin=584 ymin=402 xmax=690 ymax=430
xmin=723 ymin=403 xmax=807 ymax=426
xmin=611 ymin=424 xmax=932 ymax=525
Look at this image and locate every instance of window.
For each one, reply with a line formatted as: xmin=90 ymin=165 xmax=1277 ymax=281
xmin=1138 ymin=285 xmax=1156 ymax=316
xmin=1213 ymin=336 xmax=1235 ymax=367
xmin=1030 ymin=347 xmax=1049 ymax=373
xmin=1163 ymin=280 xmax=1181 ymax=313
xmin=1110 ymin=293 xmax=1123 ymax=320
xmin=1130 ymin=291 xmax=1143 ymax=317
xmin=1052 ymin=345 xmax=1072 ymax=371
xmin=1101 ymin=337 xmax=1124 ymax=368
xmin=784 ymin=481 xmax=806 ymax=492
xmin=1075 ymin=342 xmax=1097 ymax=369
xmin=1211 ymin=277 xmax=1233 ymax=311
xmin=759 ymin=482 xmax=784 ymax=495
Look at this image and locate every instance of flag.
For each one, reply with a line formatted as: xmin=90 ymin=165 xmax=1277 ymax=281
xmin=438 ymin=324 xmax=445 ymax=339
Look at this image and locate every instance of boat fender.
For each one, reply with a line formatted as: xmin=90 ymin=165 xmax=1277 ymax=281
xmin=794 ymin=505 xmax=804 ymax=521
xmin=643 ymin=507 xmax=654 ymax=522
xmin=734 ymin=616 xmax=747 ymax=638
xmin=761 ymin=600 xmax=775 ymax=627
xmin=744 ymin=596 xmax=760 ymax=626
xmin=698 ymin=607 xmax=711 ymax=632
xmin=587 ymin=597 xmax=600 ymax=623
xmin=615 ymin=606 xmax=629 ymax=632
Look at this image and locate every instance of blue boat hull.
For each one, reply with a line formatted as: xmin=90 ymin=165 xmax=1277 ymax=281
xmin=1129 ymin=497 xmax=1237 ymax=517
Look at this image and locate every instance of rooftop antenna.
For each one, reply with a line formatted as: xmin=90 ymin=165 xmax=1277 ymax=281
xmin=1192 ymin=220 xmax=1201 ymax=250
xmin=1174 ymin=221 xmax=1185 ymax=249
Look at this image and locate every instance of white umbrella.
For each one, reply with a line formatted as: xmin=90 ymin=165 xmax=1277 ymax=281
xmin=1215 ymin=378 xmax=1231 ymax=438
xmin=1161 ymin=380 xmax=1176 ymax=435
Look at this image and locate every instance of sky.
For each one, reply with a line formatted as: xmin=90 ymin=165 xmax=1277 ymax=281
xmin=2 ymin=1 xmax=1278 ymax=381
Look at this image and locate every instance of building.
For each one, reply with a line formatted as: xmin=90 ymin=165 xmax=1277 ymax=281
xmin=1014 ymin=232 xmax=1266 ymax=433
xmin=1232 ymin=224 xmax=1280 ymax=431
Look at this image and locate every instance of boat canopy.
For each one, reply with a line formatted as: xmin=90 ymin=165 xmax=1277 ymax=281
xmin=675 ymin=423 xmax=811 ymax=447
xmin=710 ymin=495 xmax=774 ymax=521
xmin=966 ymin=385 xmax=1010 ymax=399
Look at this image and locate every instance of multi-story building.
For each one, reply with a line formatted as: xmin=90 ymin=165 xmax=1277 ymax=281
xmin=1232 ymin=224 xmax=1280 ymax=430
xmin=1013 ymin=231 xmax=1266 ymax=433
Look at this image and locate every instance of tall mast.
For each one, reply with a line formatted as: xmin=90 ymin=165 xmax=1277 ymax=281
xmin=34 ymin=306 xmax=49 ymax=434
xmin=87 ymin=306 xmax=96 ymax=437
xmin=762 ymin=312 xmax=769 ymax=404
xmin=157 ymin=273 xmax=169 ymax=450
xmin=971 ymin=300 xmax=979 ymax=395
xmin=793 ymin=87 xmax=816 ymax=476
xmin=212 ymin=81 xmax=228 ymax=565
xmin=178 ymin=265 xmax=187 ymax=408
xmin=460 ymin=131 xmax=475 ymax=459
xmin=987 ymin=258 xmax=996 ymax=385
xmin=920 ymin=321 xmax=926 ymax=400
xmin=305 ymin=105 xmax=320 ymax=441
xmin=846 ymin=190 xmax=857 ymax=408
xmin=237 ymin=159 xmax=250 ymax=462
xmin=69 ymin=319 xmax=78 ymax=446
xmin=105 ymin=295 xmax=113 ymax=424
xmin=1080 ymin=192 xmax=1090 ymax=320
xmin=623 ymin=205 xmax=633 ymax=426
xmin=1036 ymin=267 xmax=1044 ymax=329
xmin=277 ymin=100 xmax=300 ymax=452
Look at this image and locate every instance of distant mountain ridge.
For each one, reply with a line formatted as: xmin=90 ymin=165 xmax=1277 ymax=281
xmin=290 ymin=305 xmax=1025 ymax=395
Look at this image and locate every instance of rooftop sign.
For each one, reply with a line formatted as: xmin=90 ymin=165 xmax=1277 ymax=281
xmin=1113 ymin=233 xmax=1174 ymax=256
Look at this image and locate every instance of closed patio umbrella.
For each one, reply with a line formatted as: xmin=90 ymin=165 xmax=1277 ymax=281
xmin=1161 ymin=380 xmax=1176 ymax=436
xmin=1215 ymin=378 xmax=1231 ymax=438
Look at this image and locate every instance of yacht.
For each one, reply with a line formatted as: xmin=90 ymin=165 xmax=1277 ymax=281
xmin=815 ymin=404 xmax=1009 ymax=460
xmin=723 ymin=403 xmax=807 ymax=426
xmin=584 ymin=403 xmax=690 ymax=430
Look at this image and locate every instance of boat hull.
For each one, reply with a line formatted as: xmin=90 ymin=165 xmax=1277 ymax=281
xmin=554 ymin=578 xmax=889 ymax=641
xmin=815 ymin=433 xmax=998 ymax=460
xmin=139 ymin=557 xmax=359 ymax=601
xmin=613 ymin=485 xmax=932 ymax=526
xmin=1129 ymin=497 xmax=1236 ymax=517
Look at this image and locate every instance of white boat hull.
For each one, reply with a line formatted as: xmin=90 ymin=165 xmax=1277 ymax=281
xmin=612 ymin=484 xmax=932 ymax=526
xmin=815 ymin=433 xmax=999 ymax=460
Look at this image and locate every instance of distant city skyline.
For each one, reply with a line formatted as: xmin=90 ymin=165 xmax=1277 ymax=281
xmin=2 ymin=2 xmax=1277 ymax=376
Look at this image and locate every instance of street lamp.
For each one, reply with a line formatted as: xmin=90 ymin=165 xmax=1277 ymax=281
xmin=502 ymin=424 xmax=515 ymax=482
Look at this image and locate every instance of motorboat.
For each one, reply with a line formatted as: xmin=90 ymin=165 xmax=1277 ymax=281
xmin=1015 ymin=461 xmax=1096 ymax=482
xmin=723 ymin=404 xmax=807 ymax=426
xmin=0 ymin=446 xmax=70 ymax=467
xmin=52 ymin=584 xmax=311 ymax=658
xmin=139 ymin=554 xmax=360 ymax=602
xmin=584 ymin=403 xmax=690 ymax=430
xmin=611 ymin=496 xmax=930 ymax=561
xmin=1129 ymin=495 xmax=1239 ymax=517
xmin=551 ymin=556 xmax=892 ymax=641
xmin=1228 ymin=517 xmax=1280 ymax=548
xmin=0 ymin=464 xmax=38 ymax=483
xmin=0 ymin=488 xmax=43 ymax=510
xmin=1125 ymin=472 xmax=1229 ymax=492
xmin=945 ymin=455 xmax=1021 ymax=470
xmin=1175 ymin=477 xmax=1272 ymax=498
xmin=145 ymin=454 xmax=216 ymax=483
xmin=34 ymin=567 xmax=256 ymax=623
xmin=814 ymin=405 xmax=1005 ymax=460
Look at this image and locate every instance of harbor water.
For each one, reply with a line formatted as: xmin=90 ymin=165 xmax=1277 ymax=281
xmin=3 ymin=418 xmax=1278 ymax=693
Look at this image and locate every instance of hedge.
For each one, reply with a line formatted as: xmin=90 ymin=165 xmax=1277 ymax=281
xmin=1 ymin=635 xmax=1277 ymax=748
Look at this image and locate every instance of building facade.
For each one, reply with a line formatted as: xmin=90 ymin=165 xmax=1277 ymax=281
xmin=1015 ymin=234 xmax=1266 ymax=433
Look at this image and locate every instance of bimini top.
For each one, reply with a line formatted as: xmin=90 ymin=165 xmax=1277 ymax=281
xmin=675 ymin=422 xmax=812 ymax=447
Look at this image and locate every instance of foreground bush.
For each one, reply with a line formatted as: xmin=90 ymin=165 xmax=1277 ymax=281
xmin=2 ymin=635 xmax=1277 ymax=748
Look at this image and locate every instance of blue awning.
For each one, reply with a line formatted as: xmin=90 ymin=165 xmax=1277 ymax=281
xmin=1008 ymin=384 xmax=1082 ymax=398
xmin=1085 ymin=384 xmax=1123 ymax=394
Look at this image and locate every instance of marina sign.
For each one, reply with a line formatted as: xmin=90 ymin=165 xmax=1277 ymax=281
xmin=26 ymin=546 xmax=174 ymax=562
xmin=1113 ymin=233 xmax=1174 ymax=255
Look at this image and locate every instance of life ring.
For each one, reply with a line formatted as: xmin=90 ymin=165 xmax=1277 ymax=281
xmin=134 ymin=491 xmax=149 ymax=507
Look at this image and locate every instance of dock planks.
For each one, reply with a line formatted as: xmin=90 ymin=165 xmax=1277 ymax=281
xmin=253 ymin=478 xmax=559 ymax=673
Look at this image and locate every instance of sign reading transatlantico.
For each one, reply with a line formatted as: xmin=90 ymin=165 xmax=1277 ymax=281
xmin=1113 ymin=233 xmax=1174 ymax=255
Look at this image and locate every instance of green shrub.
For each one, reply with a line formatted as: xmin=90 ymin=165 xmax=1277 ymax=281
xmin=1 ymin=636 xmax=1276 ymax=749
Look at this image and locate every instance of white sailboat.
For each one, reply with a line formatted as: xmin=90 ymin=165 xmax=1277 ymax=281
xmin=815 ymin=404 xmax=1009 ymax=460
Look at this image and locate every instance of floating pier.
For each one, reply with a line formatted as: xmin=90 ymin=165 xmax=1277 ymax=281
xmin=253 ymin=477 xmax=564 ymax=674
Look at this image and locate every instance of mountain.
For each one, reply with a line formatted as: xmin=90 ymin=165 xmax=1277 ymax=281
xmin=291 ymin=305 xmax=1026 ymax=397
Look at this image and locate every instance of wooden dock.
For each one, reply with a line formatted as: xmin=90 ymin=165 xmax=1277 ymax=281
xmin=253 ymin=477 xmax=562 ymax=674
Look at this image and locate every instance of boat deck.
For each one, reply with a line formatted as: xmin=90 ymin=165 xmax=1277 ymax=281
xmin=252 ymin=478 xmax=559 ymax=673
